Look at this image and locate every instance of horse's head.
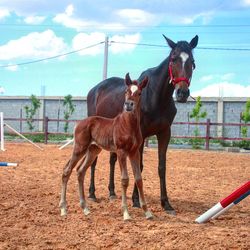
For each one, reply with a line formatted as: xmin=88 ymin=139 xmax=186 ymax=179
xmin=163 ymin=35 xmax=199 ymax=103
xmin=123 ymin=73 xmax=148 ymax=112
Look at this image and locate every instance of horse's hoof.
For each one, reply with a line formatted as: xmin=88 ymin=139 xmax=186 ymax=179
xmin=60 ymin=208 xmax=67 ymax=217
xmin=88 ymin=195 xmax=97 ymax=202
xmin=132 ymin=200 xmax=141 ymax=208
xmin=123 ymin=214 xmax=132 ymax=221
xmin=166 ymin=209 xmax=176 ymax=216
xmin=145 ymin=211 xmax=154 ymax=220
xmin=83 ymin=207 xmax=90 ymax=216
xmin=109 ymin=195 xmax=117 ymax=200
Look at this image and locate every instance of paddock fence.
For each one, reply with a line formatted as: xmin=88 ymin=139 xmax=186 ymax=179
xmin=2 ymin=117 xmax=250 ymax=150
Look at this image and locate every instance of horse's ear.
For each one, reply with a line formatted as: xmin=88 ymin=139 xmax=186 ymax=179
xmin=190 ymin=35 xmax=199 ymax=49
xmin=163 ymin=34 xmax=176 ymax=49
xmin=139 ymin=76 xmax=149 ymax=90
xmin=125 ymin=72 xmax=132 ymax=86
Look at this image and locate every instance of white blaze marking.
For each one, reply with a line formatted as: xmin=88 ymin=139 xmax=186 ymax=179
xmin=180 ymin=52 xmax=189 ymax=67
xmin=130 ymin=85 xmax=138 ymax=95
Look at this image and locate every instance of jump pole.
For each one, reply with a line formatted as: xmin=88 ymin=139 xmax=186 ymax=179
xmin=195 ymin=181 xmax=250 ymax=223
xmin=4 ymin=123 xmax=43 ymax=150
xmin=0 ymin=162 xmax=18 ymax=167
xmin=59 ymin=139 xmax=73 ymax=150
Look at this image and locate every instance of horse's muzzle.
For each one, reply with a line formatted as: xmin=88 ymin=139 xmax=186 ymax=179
xmin=124 ymin=100 xmax=135 ymax=112
xmin=175 ymin=88 xmax=190 ymax=103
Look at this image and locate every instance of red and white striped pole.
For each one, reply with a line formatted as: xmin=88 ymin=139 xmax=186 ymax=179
xmin=195 ymin=181 xmax=250 ymax=223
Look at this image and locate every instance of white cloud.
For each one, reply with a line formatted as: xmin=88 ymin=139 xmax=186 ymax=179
xmin=171 ymin=11 xmax=214 ymax=25
xmin=221 ymin=73 xmax=235 ymax=81
xmin=5 ymin=64 xmax=18 ymax=71
xmin=24 ymin=15 xmax=46 ymax=24
xmin=53 ymin=4 xmax=157 ymax=31
xmin=116 ymin=9 xmax=156 ymax=25
xmin=72 ymin=32 xmax=105 ymax=56
xmin=241 ymin=0 xmax=250 ymax=6
xmin=0 ymin=86 xmax=5 ymax=94
xmin=110 ymin=34 xmax=141 ymax=54
xmin=200 ymin=75 xmax=214 ymax=82
xmin=72 ymin=32 xmax=141 ymax=56
xmin=0 ymin=7 xmax=10 ymax=19
xmin=0 ymin=30 xmax=68 ymax=60
xmin=192 ymin=82 xmax=250 ymax=97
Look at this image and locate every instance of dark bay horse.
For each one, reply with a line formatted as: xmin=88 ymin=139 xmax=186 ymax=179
xmin=59 ymin=74 xmax=153 ymax=220
xmin=87 ymin=35 xmax=199 ymax=214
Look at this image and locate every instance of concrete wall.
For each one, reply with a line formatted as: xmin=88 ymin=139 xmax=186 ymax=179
xmin=0 ymin=96 xmax=249 ymax=138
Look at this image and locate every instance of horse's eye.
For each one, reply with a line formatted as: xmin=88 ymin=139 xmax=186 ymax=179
xmin=172 ymin=57 xmax=178 ymax=63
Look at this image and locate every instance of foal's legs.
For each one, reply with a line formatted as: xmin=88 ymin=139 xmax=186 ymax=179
xmin=117 ymin=152 xmax=130 ymax=220
xmin=77 ymin=145 xmax=101 ymax=215
xmin=59 ymin=152 xmax=85 ymax=216
xmin=129 ymin=150 xmax=153 ymax=219
xmin=132 ymin=140 xmax=144 ymax=207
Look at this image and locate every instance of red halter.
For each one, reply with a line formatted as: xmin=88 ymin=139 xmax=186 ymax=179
xmin=168 ymin=61 xmax=190 ymax=87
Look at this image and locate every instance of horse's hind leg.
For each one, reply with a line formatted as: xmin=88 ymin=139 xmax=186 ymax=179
xmin=77 ymin=145 xmax=101 ymax=215
xmin=129 ymin=151 xmax=153 ymax=219
xmin=59 ymin=153 xmax=83 ymax=216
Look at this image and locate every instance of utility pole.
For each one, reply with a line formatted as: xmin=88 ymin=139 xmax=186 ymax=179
xmin=103 ymin=36 xmax=109 ymax=80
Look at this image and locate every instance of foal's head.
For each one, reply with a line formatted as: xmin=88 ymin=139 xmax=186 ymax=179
xmin=163 ymin=35 xmax=199 ymax=103
xmin=123 ymin=73 xmax=148 ymax=112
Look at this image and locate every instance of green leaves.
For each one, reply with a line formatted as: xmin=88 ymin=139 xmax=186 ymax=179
xmin=241 ymin=99 xmax=250 ymax=138
xmin=189 ymin=96 xmax=207 ymax=149
xmin=63 ymin=95 xmax=75 ymax=133
xmin=24 ymin=95 xmax=41 ymax=131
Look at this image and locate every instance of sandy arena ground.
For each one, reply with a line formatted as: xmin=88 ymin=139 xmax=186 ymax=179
xmin=0 ymin=143 xmax=249 ymax=249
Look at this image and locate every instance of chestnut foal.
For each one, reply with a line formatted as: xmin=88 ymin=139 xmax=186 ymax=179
xmin=59 ymin=73 xmax=153 ymax=220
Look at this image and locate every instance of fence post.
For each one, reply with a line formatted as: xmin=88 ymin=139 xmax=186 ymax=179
xmin=205 ymin=118 xmax=211 ymax=150
xmin=44 ymin=116 xmax=49 ymax=144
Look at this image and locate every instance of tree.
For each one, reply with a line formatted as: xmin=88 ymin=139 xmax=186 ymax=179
xmin=24 ymin=95 xmax=41 ymax=131
xmin=241 ymin=99 xmax=250 ymax=138
xmin=63 ymin=95 xmax=75 ymax=133
xmin=240 ymin=99 xmax=250 ymax=149
xmin=189 ymin=96 xmax=207 ymax=149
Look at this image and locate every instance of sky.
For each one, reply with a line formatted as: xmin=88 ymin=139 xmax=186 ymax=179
xmin=0 ymin=0 xmax=250 ymax=97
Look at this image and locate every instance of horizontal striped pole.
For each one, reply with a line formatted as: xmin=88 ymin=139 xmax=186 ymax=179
xmin=195 ymin=181 xmax=250 ymax=223
xmin=0 ymin=162 xmax=18 ymax=167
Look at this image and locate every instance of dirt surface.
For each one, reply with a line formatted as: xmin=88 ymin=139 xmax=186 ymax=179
xmin=0 ymin=143 xmax=249 ymax=250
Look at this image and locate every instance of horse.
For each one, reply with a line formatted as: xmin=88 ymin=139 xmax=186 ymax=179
xmin=87 ymin=35 xmax=199 ymax=214
xmin=59 ymin=73 xmax=153 ymax=220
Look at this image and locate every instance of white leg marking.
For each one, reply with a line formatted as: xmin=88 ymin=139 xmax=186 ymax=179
xmin=145 ymin=210 xmax=154 ymax=219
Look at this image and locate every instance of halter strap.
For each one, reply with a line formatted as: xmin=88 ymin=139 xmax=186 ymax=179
xmin=168 ymin=61 xmax=190 ymax=87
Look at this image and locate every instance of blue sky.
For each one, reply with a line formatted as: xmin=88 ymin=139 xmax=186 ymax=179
xmin=0 ymin=0 xmax=250 ymax=97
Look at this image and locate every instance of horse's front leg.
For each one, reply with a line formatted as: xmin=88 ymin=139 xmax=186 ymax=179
xmin=157 ymin=129 xmax=175 ymax=214
xmin=117 ymin=151 xmax=131 ymax=221
xmin=129 ymin=150 xmax=153 ymax=219
xmin=132 ymin=140 xmax=144 ymax=207
xmin=108 ymin=152 xmax=117 ymax=199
